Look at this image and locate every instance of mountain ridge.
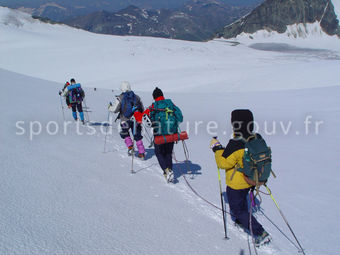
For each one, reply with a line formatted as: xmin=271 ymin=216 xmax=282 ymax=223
xmin=63 ymin=0 xmax=252 ymax=41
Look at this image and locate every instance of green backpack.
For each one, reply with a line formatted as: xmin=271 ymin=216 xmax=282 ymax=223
xmin=151 ymin=99 xmax=183 ymax=135
xmin=235 ymin=134 xmax=276 ymax=194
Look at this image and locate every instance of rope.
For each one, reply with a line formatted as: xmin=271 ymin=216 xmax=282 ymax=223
xmin=133 ymin=163 xmax=158 ymax=174
xmin=175 ymin=141 xmax=232 ymax=216
xmin=259 ymin=209 xmax=300 ymax=250
xmin=182 ymin=174 xmax=228 ymax=213
xmin=265 ymin=185 xmax=306 ymax=255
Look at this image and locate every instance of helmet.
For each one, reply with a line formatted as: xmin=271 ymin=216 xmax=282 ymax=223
xmin=120 ymin=81 xmax=131 ymax=92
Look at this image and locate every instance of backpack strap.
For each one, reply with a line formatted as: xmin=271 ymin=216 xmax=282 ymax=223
xmin=230 ymin=164 xmax=240 ymax=181
xmin=245 ymin=134 xmax=256 ymax=142
xmin=164 ymin=107 xmax=173 ymax=120
xmin=271 ymin=169 xmax=277 ymax=178
xmin=230 ymin=134 xmax=256 ymax=182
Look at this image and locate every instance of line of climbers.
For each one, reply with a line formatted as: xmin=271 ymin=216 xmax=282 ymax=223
xmin=108 ymin=82 xmax=183 ymax=182
xmin=58 ymin=80 xmax=275 ymax=247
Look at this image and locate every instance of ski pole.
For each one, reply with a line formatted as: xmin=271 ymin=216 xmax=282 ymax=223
xmin=131 ymin=119 xmax=136 ymax=174
xmin=103 ymin=109 xmax=111 ymax=153
xmin=83 ymin=97 xmax=90 ymax=122
xmin=59 ymin=94 xmax=65 ymax=121
xmin=264 ymin=184 xmax=306 ymax=255
xmin=142 ymin=123 xmax=153 ymax=148
xmin=212 ymin=136 xmax=228 ymax=239
xmin=213 ymin=136 xmax=228 ymax=239
xmin=217 ymin=166 xmax=228 ymax=239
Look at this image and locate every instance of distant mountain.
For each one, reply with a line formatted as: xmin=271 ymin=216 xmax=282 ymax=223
xmin=218 ymin=0 xmax=340 ymax=39
xmin=63 ymin=0 xmax=251 ymax=41
xmin=220 ymin=0 xmax=264 ymax=6
xmin=0 ymin=0 xmax=190 ymax=21
xmin=0 ymin=0 xmax=262 ymax=22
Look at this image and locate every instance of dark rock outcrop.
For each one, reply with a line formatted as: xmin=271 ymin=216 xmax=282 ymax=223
xmin=219 ymin=0 xmax=340 ymax=39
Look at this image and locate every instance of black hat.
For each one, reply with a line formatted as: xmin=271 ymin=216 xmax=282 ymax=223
xmin=152 ymin=87 xmax=163 ymax=99
xmin=231 ymin=109 xmax=254 ymax=138
xmin=70 ymin=78 xmax=76 ymax=83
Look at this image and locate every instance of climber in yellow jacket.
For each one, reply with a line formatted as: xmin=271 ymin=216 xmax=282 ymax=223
xmin=210 ymin=109 xmax=269 ymax=246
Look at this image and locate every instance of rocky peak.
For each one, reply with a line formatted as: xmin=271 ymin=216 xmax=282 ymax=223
xmin=219 ymin=0 xmax=340 ymax=39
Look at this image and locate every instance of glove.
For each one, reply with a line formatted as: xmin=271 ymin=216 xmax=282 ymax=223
xmin=133 ymin=111 xmax=143 ymax=124
xmin=108 ymin=102 xmax=112 ymax=109
xmin=68 ymin=104 xmax=71 ymax=109
xmin=58 ymin=91 xmax=62 ymax=96
xmin=60 ymin=88 xmax=68 ymax=97
xmin=210 ymin=138 xmax=223 ymax=152
xmin=132 ymin=105 xmax=138 ymax=113
xmin=108 ymin=106 xmax=115 ymax=112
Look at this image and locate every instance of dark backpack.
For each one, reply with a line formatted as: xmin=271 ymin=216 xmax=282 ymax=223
xmin=151 ymin=99 xmax=183 ymax=135
xmin=68 ymin=87 xmax=84 ymax=104
xmin=121 ymin=91 xmax=137 ymax=118
xmin=235 ymin=134 xmax=275 ymax=194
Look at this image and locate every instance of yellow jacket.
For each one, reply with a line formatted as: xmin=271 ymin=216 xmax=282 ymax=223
xmin=214 ymin=139 xmax=252 ymax=190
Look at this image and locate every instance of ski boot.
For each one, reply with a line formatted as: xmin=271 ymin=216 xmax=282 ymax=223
xmin=138 ymin=153 xmax=145 ymax=160
xmin=165 ymin=168 xmax=174 ymax=183
xmin=234 ymin=220 xmax=244 ymax=231
xmin=163 ymin=169 xmax=168 ymax=181
xmin=255 ymin=230 xmax=271 ymax=247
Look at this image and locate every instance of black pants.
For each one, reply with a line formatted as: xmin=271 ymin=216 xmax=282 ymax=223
xmin=71 ymin=102 xmax=83 ymax=112
xmin=227 ymin=186 xmax=264 ymax=236
xmin=154 ymin=142 xmax=174 ymax=172
xmin=71 ymin=102 xmax=84 ymax=121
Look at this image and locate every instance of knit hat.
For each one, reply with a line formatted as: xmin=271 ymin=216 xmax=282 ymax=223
xmin=231 ymin=109 xmax=254 ymax=138
xmin=121 ymin=81 xmax=131 ymax=92
xmin=152 ymin=87 xmax=163 ymax=99
xmin=70 ymin=78 xmax=76 ymax=84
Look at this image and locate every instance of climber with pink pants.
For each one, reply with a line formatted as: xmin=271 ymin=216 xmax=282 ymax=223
xmin=109 ymin=81 xmax=146 ymax=159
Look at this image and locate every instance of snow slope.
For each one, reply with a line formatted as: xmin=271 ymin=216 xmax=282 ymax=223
xmin=2 ymin=67 xmax=340 ymax=255
xmin=0 ymin=7 xmax=340 ymax=93
xmin=1 ymin=6 xmax=340 ymax=255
